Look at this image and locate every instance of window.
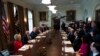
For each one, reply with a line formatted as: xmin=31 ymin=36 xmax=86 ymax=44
xmin=28 ymin=10 xmax=33 ymax=33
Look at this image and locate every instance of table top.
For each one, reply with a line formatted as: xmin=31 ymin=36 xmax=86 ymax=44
xmin=14 ymin=30 xmax=75 ymax=56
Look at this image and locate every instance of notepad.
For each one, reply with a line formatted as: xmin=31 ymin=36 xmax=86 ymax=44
xmin=62 ymin=41 xmax=71 ymax=45
xmin=64 ymin=47 xmax=74 ymax=53
xmin=28 ymin=39 xmax=36 ymax=43
xmin=36 ymin=36 xmax=41 ymax=38
xmin=62 ymin=37 xmax=67 ymax=40
xmin=18 ymin=45 xmax=33 ymax=51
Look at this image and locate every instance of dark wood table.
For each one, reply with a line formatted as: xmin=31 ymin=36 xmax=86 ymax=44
xmin=15 ymin=30 xmax=75 ymax=56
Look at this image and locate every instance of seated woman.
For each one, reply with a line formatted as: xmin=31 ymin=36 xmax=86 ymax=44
xmin=14 ymin=34 xmax=23 ymax=53
xmin=76 ymin=35 xmax=90 ymax=56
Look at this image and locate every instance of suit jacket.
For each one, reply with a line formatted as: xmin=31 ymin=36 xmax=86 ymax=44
xmin=22 ymin=34 xmax=29 ymax=44
xmin=89 ymin=51 xmax=100 ymax=56
xmin=0 ymin=52 xmax=3 ymax=56
xmin=67 ymin=32 xmax=75 ymax=43
xmin=14 ymin=41 xmax=23 ymax=53
xmin=73 ymin=37 xmax=82 ymax=51
xmin=30 ymin=31 xmax=37 ymax=39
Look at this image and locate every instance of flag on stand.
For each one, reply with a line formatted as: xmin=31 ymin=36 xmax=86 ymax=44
xmin=0 ymin=0 xmax=10 ymax=38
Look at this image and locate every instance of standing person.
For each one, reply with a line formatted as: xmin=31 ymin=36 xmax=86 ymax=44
xmin=53 ymin=18 xmax=60 ymax=30
xmin=61 ymin=22 xmax=66 ymax=31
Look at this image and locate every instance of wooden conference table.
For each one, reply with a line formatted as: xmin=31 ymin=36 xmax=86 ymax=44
xmin=13 ymin=30 xmax=75 ymax=56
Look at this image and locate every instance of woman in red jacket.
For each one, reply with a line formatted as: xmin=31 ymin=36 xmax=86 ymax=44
xmin=14 ymin=34 xmax=23 ymax=53
xmin=76 ymin=35 xmax=90 ymax=56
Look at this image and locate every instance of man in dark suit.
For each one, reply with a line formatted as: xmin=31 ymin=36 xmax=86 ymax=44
xmin=0 ymin=52 xmax=3 ymax=56
xmin=30 ymin=27 xmax=38 ymax=39
xmin=61 ymin=22 xmax=66 ymax=31
xmin=89 ymin=35 xmax=100 ymax=56
xmin=22 ymin=31 xmax=31 ymax=44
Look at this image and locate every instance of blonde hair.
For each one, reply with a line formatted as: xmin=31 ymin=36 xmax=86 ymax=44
xmin=14 ymin=34 xmax=21 ymax=41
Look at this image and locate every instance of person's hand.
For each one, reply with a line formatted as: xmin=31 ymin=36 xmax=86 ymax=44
xmin=90 ymin=32 xmax=93 ymax=37
xmin=76 ymin=53 xmax=80 ymax=56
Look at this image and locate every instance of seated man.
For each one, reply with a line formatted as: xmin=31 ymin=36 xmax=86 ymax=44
xmin=30 ymin=27 xmax=38 ymax=39
xmin=22 ymin=31 xmax=31 ymax=44
xmin=0 ymin=52 xmax=3 ymax=56
xmin=89 ymin=35 xmax=100 ymax=56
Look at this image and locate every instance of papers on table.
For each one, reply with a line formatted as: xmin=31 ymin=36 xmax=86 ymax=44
xmin=62 ymin=37 xmax=67 ymax=40
xmin=28 ymin=39 xmax=36 ymax=43
xmin=18 ymin=45 xmax=33 ymax=51
xmin=38 ymin=30 xmax=51 ymax=36
xmin=61 ymin=32 xmax=66 ymax=34
xmin=41 ymin=36 xmax=46 ymax=38
xmin=38 ymin=32 xmax=46 ymax=36
xmin=62 ymin=47 xmax=74 ymax=53
xmin=38 ymin=33 xmax=44 ymax=36
xmin=36 ymin=36 xmax=41 ymax=39
xmin=62 ymin=41 xmax=71 ymax=45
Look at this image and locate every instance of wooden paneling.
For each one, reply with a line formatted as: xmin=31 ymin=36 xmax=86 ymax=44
xmin=7 ymin=2 xmax=25 ymax=39
xmin=0 ymin=3 xmax=3 ymax=50
xmin=17 ymin=5 xmax=25 ymax=36
xmin=7 ymin=2 xmax=15 ymax=40
xmin=25 ymin=8 xmax=29 ymax=30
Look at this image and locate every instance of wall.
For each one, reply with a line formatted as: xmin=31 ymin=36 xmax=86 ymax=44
xmin=33 ymin=0 xmax=100 ymax=27
xmin=3 ymin=0 xmax=100 ymax=27
xmin=33 ymin=4 xmax=84 ymax=27
xmin=81 ymin=0 xmax=100 ymax=21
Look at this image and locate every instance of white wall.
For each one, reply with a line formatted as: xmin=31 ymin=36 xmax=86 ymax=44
xmin=81 ymin=0 xmax=100 ymax=21
xmin=3 ymin=0 xmax=100 ymax=27
xmin=33 ymin=4 xmax=84 ymax=27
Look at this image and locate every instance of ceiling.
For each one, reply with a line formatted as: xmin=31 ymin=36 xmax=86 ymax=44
xmin=22 ymin=0 xmax=81 ymax=6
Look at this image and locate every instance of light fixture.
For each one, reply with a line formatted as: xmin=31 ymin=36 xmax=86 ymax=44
xmin=47 ymin=5 xmax=57 ymax=14
xmin=47 ymin=5 xmax=56 ymax=11
xmin=24 ymin=17 xmax=27 ymax=23
xmin=6 ymin=18 xmax=9 ymax=23
xmin=42 ymin=0 xmax=51 ymax=4
xmin=88 ymin=17 xmax=92 ymax=21
xmin=52 ymin=9 xmax=57 ymax=14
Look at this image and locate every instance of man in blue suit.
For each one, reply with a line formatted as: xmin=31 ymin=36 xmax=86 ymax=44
xmin=89 ymin=22 xmax=100 ymax=56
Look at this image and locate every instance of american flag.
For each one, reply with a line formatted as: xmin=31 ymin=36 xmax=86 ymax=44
xmin=0 ymin=0 xmax=10 ymax=37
